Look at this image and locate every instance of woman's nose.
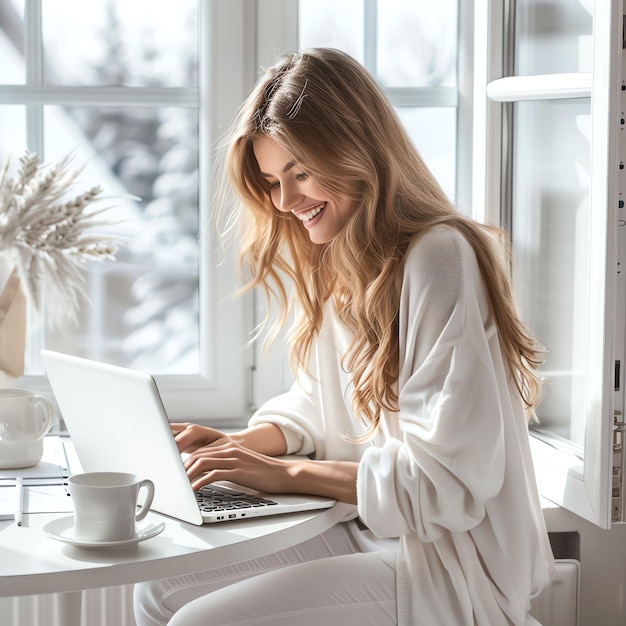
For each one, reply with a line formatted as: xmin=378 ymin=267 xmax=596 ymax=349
xmin=276 ymin=183 xmax=301 ymax=212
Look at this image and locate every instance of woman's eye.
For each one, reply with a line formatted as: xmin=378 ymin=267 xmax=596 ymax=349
xmin=295 ymin=172 xmax=309 ymax=181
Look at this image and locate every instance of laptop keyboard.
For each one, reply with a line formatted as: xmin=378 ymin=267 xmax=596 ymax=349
xmin=195 ymin=484 xmax=278 ymax=512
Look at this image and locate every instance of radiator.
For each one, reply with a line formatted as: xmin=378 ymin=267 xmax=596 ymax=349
xmin=1 ymin=560 xmax=580 ymax=626
xmin=0 ymin=585 xmax=136 ymax=626
xmin=530 ymin=559 xmax=581 ymax=626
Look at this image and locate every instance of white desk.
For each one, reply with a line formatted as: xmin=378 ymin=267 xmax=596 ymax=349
xmin=0 ymin=503 xmax=354 ymax=598
xmin=0 ymin=437 xmax=355 ymax=623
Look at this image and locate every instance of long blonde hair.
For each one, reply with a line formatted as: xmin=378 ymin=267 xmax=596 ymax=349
xmin=224 ymin=48 xmax=542 ymax=434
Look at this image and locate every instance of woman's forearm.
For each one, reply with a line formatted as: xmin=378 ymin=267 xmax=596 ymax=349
xmin=284 ymin=458 xmax=358 ymax=504
xmin=231 ymin=423 xmax=358 ymax=504
xmin=230 ymin=423 xmax=289 ymax=456
xmin=224 ymin=423 xmax=357 ymax=503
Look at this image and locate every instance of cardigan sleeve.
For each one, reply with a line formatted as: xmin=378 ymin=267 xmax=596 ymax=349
xmin=247 ymin=322 xmax=369 ymax=461
xmin=357 ymin=227 xmax=508 ymax=541
xmin=248 ymin=303 xmax=370 ymax=461
xmin=248 ymin=372 xmax=323 ymax=457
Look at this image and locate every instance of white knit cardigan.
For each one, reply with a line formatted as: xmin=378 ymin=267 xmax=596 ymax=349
xmin=250 ymin=225 xmax=554 ymax=625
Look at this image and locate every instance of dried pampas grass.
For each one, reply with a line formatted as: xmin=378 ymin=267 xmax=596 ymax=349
xmin=0 ymin=151 xmax=120 ymax=325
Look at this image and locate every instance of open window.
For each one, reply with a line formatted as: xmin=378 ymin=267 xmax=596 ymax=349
xmin=474 ymin=0 xmax=624 ymax=528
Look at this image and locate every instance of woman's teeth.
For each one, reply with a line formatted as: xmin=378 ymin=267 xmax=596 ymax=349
xmin=298 ymin=204 xmax=325 ymax=222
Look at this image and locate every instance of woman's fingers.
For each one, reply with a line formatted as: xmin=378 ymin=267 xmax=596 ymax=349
xmin=170 ymin=422 xmax=188 ymax=435
xmin=182 ymin=443 xmax=286 ymax=492
xmin=172 ymin=423 xmax=229 ymax=453
xmin=170 ymin=425 xmax=287 ymax=492
xmin=184 ymin=444 xmax=244 ymax=475
xmin=185 ymin=456 xmax=239 ymax=484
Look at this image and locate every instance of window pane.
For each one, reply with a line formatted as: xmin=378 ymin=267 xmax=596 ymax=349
xmin=511 ymin=98 xmax=591 ymax=448
xmin=515 ymin=0 xmax=592 ymax=75
xmin=42 ymin=105 xmax=199 ymax=375
xmin=298 ymin=0 xmax=364 ymax=63
xmin=0 ymin=106 xmax=26 ymax=162
xmin=377 ymin=0 xmax=457 ymax=87
xmin=41 ymin=0 xmax=198 ymax=87
xmin=0 ymin=0 xmax=25 ymax=85
xmin=397 ymin=107 xmax=456 ymax=201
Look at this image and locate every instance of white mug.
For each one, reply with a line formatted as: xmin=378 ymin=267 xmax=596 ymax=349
xmin=0 ymin=388 xmax=55 ymax=469
xmin=69 ymin=472 xmax=155 ymax=543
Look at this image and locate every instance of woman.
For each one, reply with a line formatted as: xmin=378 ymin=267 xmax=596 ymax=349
xmin=134 ymin=48 xmax=554 ymax=626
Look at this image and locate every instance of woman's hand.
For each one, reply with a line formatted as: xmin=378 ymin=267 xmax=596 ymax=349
xmin=170 ymin=422 xmax=292 ymax=492
xmin=182 ymin=439 xmax=291 ymax=493
xmin=170 ymin=422 xmax=359 ymax=503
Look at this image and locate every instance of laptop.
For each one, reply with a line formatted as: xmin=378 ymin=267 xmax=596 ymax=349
xmin=40 ymin=349 xmax=335 ymax=525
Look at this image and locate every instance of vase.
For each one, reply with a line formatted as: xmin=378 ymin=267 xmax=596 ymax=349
xmin=0 ymin=265 xmax=26 ymax=387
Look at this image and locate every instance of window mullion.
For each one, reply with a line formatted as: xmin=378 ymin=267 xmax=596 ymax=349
xmin=456 ymin=0 xmax=474 ymax=211
xmin=24 ymin=0 xmax=42 ymax=86
xmin=386 ymin=87 xmax=457 ymax=108
xmin=0 ymin=85 xmax=199 ymax=107
xmin=472 ymin=0 xmax=505 ymax=225
xmin=24 ymin=0 xmax=43 ymax=155
xmin=363 ymin=0 xmax=377 ymax=75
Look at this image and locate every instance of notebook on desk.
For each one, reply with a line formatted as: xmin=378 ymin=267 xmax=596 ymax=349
xmin=40 ymin=350 xmax=335 ymax=526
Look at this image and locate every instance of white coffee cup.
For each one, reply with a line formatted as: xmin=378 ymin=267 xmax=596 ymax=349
xmin=68 ymin=472 xmax=155 ymax=543
xmin=0 ymin=388 xmax=55 ymax=469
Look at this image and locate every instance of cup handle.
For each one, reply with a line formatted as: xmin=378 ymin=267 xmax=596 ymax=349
xmin=135 ymin=479 xmax=155 ymax=521
xmin=31 ymin=397 xmax=55 ymax=439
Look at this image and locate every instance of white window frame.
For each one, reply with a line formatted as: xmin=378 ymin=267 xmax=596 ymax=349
xmin=473 ymin=0 xmax=622 ymax=528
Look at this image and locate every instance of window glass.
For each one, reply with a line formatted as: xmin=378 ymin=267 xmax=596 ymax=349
xmin=0 ymin=0 xmax=202 ymax=378
xmin=511 ymin=97 xmax=591 ymax=449
xmin=0 ymin=106 xmax=26 ymax=162
xmin=397 ymin=107 xmax=456 ymax=201
xmin=41 ymin=0 xmax=198 ymax=87
xmin=0 ymin=0 xmax=25 ymax=85
xmin=377 ymin=0 xmax=457 ymax=88
xmin=298 ymin=0 xmax=364 ymax=63
xmin=515 ymin=0 xmax=592 ymax=75
xmin=42 ymin=105 xmax=200 ymax=374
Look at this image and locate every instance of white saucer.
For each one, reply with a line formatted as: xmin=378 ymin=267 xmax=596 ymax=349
xmin=43 ymin=516 xmax=165 ymax=550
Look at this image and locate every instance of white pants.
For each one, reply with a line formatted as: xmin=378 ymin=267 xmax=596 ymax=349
xmin=134 ymin=522 xmax=398 ymax=626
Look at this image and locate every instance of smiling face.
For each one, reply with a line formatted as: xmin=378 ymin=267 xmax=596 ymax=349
xmin=252 ymin=136 xmax=355 ymax=245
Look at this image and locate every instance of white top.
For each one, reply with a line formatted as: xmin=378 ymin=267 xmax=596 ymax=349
xmin=250 ymin=226 xmax=555 ymax=625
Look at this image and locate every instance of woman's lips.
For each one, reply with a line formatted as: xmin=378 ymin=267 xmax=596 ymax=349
xmin=294 ymin=202 xmax=325 ymax=222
